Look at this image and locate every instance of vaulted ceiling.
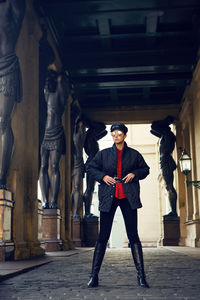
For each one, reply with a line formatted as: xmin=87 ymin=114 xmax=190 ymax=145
xmin=36 ymin=0 xmax=200 ymax=111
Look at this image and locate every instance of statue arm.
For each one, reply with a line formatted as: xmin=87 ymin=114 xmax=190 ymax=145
xmin=71 ymin=93 xmax=81 ymax=121
xmin=86 ymin=151 xmax=106 ymax=183
xmin=160 ymin=132 xmax=176 ymax=154
xmin=58 ymin=74 xmax=70 ymax=108
xmin=150 ymin=129 xmax=162 ymax=138
xmin=151 ymin=120 xmax=171 ymax=137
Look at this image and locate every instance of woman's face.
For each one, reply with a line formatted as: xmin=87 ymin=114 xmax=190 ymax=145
xmin=111 ymin=130 xmax=126 ymax=144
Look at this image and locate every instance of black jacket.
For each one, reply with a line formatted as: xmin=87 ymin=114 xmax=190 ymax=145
xmin=86 ymin=142 xmax=150 ymax=212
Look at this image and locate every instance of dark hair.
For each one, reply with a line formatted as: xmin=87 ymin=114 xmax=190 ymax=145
xmin=110 ymin=122 xmax=128 ymax=134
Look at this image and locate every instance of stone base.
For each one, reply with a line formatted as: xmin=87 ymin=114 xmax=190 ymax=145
xmin=83 ymin=216 xmax=99 ymax=247
xmin=0 ymin=241 xmax=15 ymax=261
xmin=162 ymin=216 xmax=180 ymax=246
xmin=62 ymin=239 xmax=75 ymax=251
xmin=0 ymin=190 xmax=15 ymax=261
xmin=71 ymin=218 xmax=82 ymax=247
xmin=14 ymin=242 xmax=31 ymax=260
xmin=30 ymin=243 xmax=45 ymax=257
xmin=185 ymin=219 xmax=200 ymax=247
xmin=42 ymin=209 xmax=62 ymax=251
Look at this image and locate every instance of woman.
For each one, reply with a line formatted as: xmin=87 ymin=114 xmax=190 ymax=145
xmin=86 ymin=122 xmax=150 ymax=288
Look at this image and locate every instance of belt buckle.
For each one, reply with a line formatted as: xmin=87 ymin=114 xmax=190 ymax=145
xmin=114 ymin=177 xmax=122 ymax=183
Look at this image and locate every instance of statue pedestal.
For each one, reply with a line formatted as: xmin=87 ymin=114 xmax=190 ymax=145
xmin=162 ymin=216 xmax=180 ymax=246
xmin=42 ymin=209 xmax=62 ymax=251
xmin=0 ymin=190 xmax=15 ymax=261
xmin=71 ymin=218 xmax=82 ymax=247
xmin=83 ymin=216 xmax=99 ymax=247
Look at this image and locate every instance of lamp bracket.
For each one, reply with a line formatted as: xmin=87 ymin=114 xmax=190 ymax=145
xmin=186 ymin=179 xmax=200 ymax=189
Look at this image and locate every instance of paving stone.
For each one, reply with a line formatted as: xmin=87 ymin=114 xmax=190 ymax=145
xmin=0 ymin=248 xmax=200 ymax=300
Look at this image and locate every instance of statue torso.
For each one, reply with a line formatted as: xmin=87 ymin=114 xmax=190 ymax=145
xmin=45 ymin=92 xmax=64 ymax=130
xmin=0 ymin=1 xmax=25 ymax=57
xmin=159 ymin=131 xmax=176 ymax=157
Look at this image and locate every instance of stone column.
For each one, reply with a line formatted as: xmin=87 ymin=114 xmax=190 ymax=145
xmin=58 ymin=95 xmax=74 ymax=250
xmin=179 ymin=98 xmax=200 ymax=246
xmin=0 ymin=190 xmax=15 ymax=261
xmin=7 ymin=1 xmax=45 ymax=260
xmin=175 ymin=121 xmax=187 ymax=245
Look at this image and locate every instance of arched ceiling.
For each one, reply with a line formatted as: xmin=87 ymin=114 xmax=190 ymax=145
xmin=36 ymin=0 xmax=200 ymax=112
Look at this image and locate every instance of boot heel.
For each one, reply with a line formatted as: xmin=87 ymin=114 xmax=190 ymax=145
xmin=88 ymin=275 xmax=99 ymax=287
xmin=137 ymin=275 xmax=149 ymax=288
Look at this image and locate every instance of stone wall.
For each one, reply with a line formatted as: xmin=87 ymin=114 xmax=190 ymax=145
xmin=7 ymin=0 xmax=44 ymax=259
xmin=178 ymin=59 xmax=200 ymax=247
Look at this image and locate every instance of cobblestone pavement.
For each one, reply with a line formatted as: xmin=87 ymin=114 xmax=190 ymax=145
xmin=0 ymin=247 xmax=200 ymax=300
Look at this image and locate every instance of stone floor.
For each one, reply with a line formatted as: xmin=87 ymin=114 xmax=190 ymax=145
xmin=0 ymin=247 xmax=200 ymax=300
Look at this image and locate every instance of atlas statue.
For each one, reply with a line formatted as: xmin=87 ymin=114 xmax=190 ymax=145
xmin=0 ymin=0 xmax=25 ymax=189
xmin=39 ymin=69 xmax=70 ymax=209
xmin=83 ymin=121 xmax=107 ymax=218
xmin=151 ymin=116 xmax=178 ymax=218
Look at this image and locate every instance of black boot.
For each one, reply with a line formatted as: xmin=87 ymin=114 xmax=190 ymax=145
xmin=88 ymin=242 xmax=107 ymax=288
xmin=130 ymin=241 xmax=149 ymax=288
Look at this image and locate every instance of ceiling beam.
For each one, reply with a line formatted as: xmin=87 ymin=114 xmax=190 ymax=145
xmin=82 ymin=103 xmax=180 ymax=124
xmin=80 ymin=99 xmax=181 ymax=108
xmin=62 ymin=31 xmax=195 ymax=42
xmin=69 ymin=65 xmax=193 ymax=76
xmin=64 ymin=49 xmax=196 ymax=68
xmin=63 ymin=47 xmax=197 ymax=57
xmin=75 ymin=78 xmax=188 ymax=89
xmin=39 ymin=0 xmax=200 ymax=14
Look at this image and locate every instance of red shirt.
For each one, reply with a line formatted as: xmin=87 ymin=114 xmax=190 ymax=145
xmin=115 ymin=149 xmax=127 ymax=199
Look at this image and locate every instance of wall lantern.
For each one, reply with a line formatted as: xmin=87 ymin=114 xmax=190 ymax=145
xmin=179 ymin=149 xmax=200 ymax=189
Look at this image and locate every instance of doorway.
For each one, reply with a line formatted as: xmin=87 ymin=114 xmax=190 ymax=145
xmin=84 ymin=123 xmax=162 ymax=247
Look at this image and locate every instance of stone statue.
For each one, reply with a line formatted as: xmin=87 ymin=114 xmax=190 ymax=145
xmin=83 ymin=121 xmax=107 ymax=218
xmin=0 ymin=0 xmax=25 ymax=189
xmin=71 ymin=117 xmax=86 ymax=219
xmin=38 ymin=24 xmax=56 ymax=169
xmin=39 ymin=69 xmax=70 ymax=209
xmin=150 ymin=116 xmax=178 ymax=217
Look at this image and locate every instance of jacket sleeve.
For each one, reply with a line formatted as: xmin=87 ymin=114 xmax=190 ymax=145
xmin=86 ymin=151 xmax=107 ymax=183
xmin=133 ymin=152 xmax=150 ymax=180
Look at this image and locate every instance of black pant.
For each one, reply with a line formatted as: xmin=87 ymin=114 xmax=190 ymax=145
xmin=97 ymin=198 xmax=140 ymax=245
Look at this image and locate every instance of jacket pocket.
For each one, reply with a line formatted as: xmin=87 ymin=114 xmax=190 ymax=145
xmin=98 ymin=183 xmax=114 ymax=202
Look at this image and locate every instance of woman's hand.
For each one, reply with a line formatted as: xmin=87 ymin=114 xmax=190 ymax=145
xmin=102 ymin=175 xmax=116 ymax=186
xmin=122 ymin=173 xmax=135 ymax=183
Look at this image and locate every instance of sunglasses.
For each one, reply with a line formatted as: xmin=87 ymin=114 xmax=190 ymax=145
xmin=111 ymin=130 xmax=123 ymax=137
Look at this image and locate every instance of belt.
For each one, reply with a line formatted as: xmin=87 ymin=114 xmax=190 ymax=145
xmin=114 ymin=177 xmax=123 ymax=183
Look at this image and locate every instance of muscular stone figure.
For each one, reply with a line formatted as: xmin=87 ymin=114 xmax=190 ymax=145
xmin=151 ymin=116 xmax=178 ymax=217
xmin=71 ymin=117 xmax=86 ymax=219
xmin=83 ymin=122 xmax=107 ymax=218
xmin=39 ymin=69 xmax=70 ymax=209
xmin=0 ymin=0 xmax=25 ymax=189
